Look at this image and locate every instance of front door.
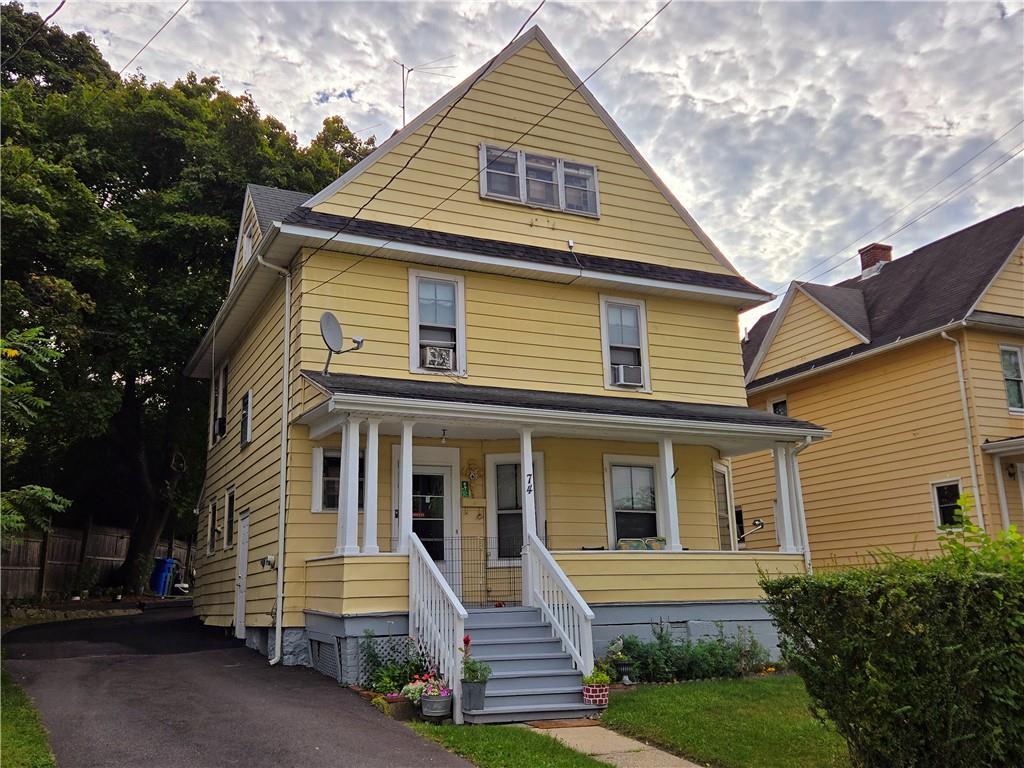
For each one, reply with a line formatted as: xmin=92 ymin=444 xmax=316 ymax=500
xmin=412 ymin=465 xmax=461 ymax=598
xmin=234 ymin=513 xmax=250 ymax=639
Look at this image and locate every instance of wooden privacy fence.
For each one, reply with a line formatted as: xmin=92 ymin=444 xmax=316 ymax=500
xmin=1 ymin=525 xmax=194 ymax=599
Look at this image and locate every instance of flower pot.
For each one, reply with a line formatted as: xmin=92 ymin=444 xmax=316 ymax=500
xmin=582 ymin=683 xmax=609 ymax=707
xmin=614 ymin=659 xmax=634 ymax=685
xmin=420 ymin=693 xmax=453 ymax=718
xmin=461 ymin=680 xmax=487 ymax=712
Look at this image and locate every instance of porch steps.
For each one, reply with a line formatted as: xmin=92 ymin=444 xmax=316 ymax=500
xmin=463 ymin=607 xmax=601 ymax=724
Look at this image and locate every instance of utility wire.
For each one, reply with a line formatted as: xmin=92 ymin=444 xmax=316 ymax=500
xmin=768 ymin=117 xmax=1024 ymax=291
xmin=1 ymin=0 xmax=67 ymax=69
xmin=300 ymin=0 xmax=673 ymax=298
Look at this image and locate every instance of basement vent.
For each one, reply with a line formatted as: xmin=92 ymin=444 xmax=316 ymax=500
xmin=310 ymin=638 xmax=341 ymax=682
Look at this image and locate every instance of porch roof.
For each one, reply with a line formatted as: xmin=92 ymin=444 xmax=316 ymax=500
xmin=301 ymin=371 xmax=827 ymax=451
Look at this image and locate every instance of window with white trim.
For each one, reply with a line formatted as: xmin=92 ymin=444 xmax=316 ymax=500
xmin=207 ymin=498 xmax=217 ymax=555
xmin=480 ymin=145 xmax=599 ymax=217
xmin=409 ymin=270 xmax=466 ymax=376
xmin=1000 ymin=345 xmax=1024 ymax=411
xmin=210 ymin=362 xmax=229 ymax=445
xmin=242 ymin=226 xmax=253 ymax=264
xmin=932 ymin=480 xmax=962 ymax=528
xmin=486 ymin=452 xmax=545 ymax=562
xmin=769 ymin=397 xmax=788 ymax=417
xmin=225 ymin=488 xmax=235 ymax=548
xmin=239 ymin=390 xmax=253 ymax=448
xmin=312 ymin=448 xmax=365 ymax=512
xmin=608 ymin=462 xmax=658 ymax=542
xmin=600 ymin=296 xmax=650 ymax=391
xmin=713 ymin=464 xmax=735 ymax=551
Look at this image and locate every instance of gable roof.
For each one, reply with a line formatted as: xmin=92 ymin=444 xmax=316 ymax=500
xmin=799 ymin=282 xmax=871 ymax=339
xmin=246 ymin=184 xmax=311 ymax=234
xmin=299 ymin=25 xmax=740 ymax=277
xmin=743 ymin=206 xmax=1024 ymax=389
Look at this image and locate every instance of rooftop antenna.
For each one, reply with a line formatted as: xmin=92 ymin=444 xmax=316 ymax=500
xmin=394 ymin=54 xmax=456 ymax=127
xmin=320 ymin=311 xmax=364 ymax=374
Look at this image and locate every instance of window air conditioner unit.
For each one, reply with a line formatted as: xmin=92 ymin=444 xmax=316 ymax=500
xmin=422 ymin=345 xmax=454 ymax=371
xmin=613 ymin=364 xmax=643 ymax=387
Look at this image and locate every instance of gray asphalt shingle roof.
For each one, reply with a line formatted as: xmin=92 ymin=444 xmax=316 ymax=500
xmin=246 ymin=184 xmax=311 ymax=234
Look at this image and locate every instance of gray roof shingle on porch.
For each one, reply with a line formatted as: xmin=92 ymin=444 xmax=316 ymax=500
xmin=302 ymin=371 xmax=826 ymax=432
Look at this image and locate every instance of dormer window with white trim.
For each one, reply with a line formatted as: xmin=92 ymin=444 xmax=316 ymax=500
xmin=409 ymin=270 xmax=467 ymax=376
xmin=480 ymin=145 xmax=599 ymax=217
xmin=600 ymin=296 xmax=650 ymax=391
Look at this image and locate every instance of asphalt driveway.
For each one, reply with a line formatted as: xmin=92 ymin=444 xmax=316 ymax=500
xmin=4 ymin=606 xmax=471 ymax=768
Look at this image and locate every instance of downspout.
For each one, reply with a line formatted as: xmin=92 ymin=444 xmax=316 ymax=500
xmin=941 ymin=330 xmax=985 ymax=531
xmin=791 ymin=437 xmax=814 ymax=573
xmin=258 ymin=251 xmax=292 ymax=664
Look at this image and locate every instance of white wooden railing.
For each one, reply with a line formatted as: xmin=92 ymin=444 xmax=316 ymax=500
xmin=408 ymin=532 xmax=468 ymax=723
xmin=524 ymin=531 xmax=595 ymax=675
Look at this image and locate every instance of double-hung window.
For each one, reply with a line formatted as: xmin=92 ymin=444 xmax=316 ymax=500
xmin=225 ymin=488 xmax=235 ymax=548
xmin=486 ymin=453 xmax=545 ymax=562
xmin=210 ymin=362 xmax=229 ymax=444
xmin=607 ymin=459 xmax=659 ymax=544
xmin=600 ymin=296 xmax=650 ymax=390
xmin=480 ymin=145 xmax=600 ymax=217
xmin=1000 ymin=345 xmax=1024 ymax=412
xmin=239 ymin=390 xmax=253 ymax=448
xmin=312 ymin=448 xmax=365 ymax=512
xmin=932 ymin=480 xmax=962 ymax=528
xmin=207 ymin=498 xmax=217 ymax=555
xmin=409 ymin=270 xmax=466 ymax=376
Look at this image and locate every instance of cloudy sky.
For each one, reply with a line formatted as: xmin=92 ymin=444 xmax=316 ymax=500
xmin=28 ymin=0 xmax=1024 ymax=329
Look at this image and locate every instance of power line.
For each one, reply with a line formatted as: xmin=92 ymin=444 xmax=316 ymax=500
xmin=300 ymin=0 xmax=673 ymax=298
xmin=768 ymin=117 xmax=1024 ymax=291
xmin=1 ymin=0 xmax=68 ymax=69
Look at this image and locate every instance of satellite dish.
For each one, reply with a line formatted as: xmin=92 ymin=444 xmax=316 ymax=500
xmin=320 ymin=312 xmax=344 ymax=353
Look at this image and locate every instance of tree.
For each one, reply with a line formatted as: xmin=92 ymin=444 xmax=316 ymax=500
xmin=0 ymin=2 xmax=376 ymax=590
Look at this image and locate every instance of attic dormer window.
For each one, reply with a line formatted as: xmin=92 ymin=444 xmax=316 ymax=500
xmin=242 ymin=227 xmax=253 ymax=264
xmin=480 ymin=144 xmax=599 ymax=217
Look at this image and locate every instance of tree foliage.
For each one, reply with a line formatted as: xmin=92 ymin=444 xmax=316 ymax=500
xmin=0 ymin=1 xmax=375 ymax=589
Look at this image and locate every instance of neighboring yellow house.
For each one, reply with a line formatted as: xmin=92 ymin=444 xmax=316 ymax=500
xmin=734 ymin=209 xmax=1024 ymax=570
xmin=185 ymin=27 xmax=827 ymax=723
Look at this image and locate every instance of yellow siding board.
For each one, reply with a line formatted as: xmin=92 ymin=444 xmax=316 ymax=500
xmin=975 ymin=242 xmax=1024 ymax=315
xmin=757 ymin=290 xmax=861 ymax=379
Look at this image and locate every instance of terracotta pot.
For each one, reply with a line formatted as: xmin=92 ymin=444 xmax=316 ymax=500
xmin=582 ymin=683 xmax=609 ymax=707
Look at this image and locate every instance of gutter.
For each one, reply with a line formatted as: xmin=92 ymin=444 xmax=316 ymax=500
xmin=941 ymin=328 xmax=985 ymax=531
xmin=256 ymin=249 xmax=292 ymax=665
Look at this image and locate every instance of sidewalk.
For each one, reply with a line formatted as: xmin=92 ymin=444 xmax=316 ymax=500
xmin=532 ymin=722 xmax=703 ymax=768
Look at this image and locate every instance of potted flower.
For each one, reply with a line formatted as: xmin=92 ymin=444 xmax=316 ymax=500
xmin=581 ymin=668 xmax=611 ymax=707
xmin=418 ymin=673 xmax=453 ymax=718
xmin=460 ymin=634 xmax=492 ymax=712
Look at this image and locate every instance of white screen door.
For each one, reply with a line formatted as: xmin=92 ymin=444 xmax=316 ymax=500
xmin=234 ymin=513 xmax=250 ymax=639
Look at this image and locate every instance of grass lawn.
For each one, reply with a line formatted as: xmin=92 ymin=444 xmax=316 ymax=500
xmin=602 ymin=674 xmax=849 ymax=768
xmin=2 ymin=669 xmax=56 ymax=768
xmin=410 ymin=722 xmax=612 ymax=768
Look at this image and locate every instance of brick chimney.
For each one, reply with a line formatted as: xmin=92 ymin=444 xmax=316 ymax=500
xmin=858 ymin=243 xmax=892 ymax=272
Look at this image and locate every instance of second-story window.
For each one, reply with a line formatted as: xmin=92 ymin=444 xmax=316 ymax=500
xmin=600 ymin=296 xmax=650 ymax=391
xmin=480 ymin=145 xmax=600 ymax=216
xmin=239 ymin=390 xmax=253 ymax=448
xmin=1001 ymin=345 xmax=1024 ymax=411
xmin=210 ymin=362 xmax=229 ymax=444
xmin=409 ymin=270 xmax=466 ymax=376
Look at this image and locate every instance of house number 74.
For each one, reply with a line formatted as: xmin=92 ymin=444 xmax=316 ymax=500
xmin=526 ymin=473 xmax=534 ymax=494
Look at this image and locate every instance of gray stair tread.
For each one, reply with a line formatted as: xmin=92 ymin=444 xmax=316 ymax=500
xmin=463 ymin=703 xmax=602 ymax=715
xmin=467 ymin=606 xmax=538 ymax=612
xmin=472 ymin=651 xmax=571 ymax=661
xmin=489 ymin=670 xmax=581 ymax=679
xmin=485 ymin=686 xmax=583 ymax=697
xmin=473 ymin=637 xmax=559 ymax=646
xmin=465 ymin=621 xmax=549 ymax=629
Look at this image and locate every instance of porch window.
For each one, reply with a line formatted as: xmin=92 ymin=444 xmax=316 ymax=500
xmin=409 ymin=270 xmax=466 ymax=376
xmin=312 ymin=448 xmax=365 ymax=512
xmin=610 ymin=464 xmax=658 ymax=541
xmin=600 ymin=296 xmax=650 ymax=391
xmin=207 ymin=498 xmax=217 ymax=555
xmin=931 ymin=480 xmax=962 ymax=527
xmin=1000 ymin=346 xmax=1024 ymax=411
xmin=225 ymin=488 xmax=235 ymax=548
xmin=495 ymin=463 xmax=523 ymax=559
xmin=479 ymin=145 xmax=600 ymax=216
xmin=239 ymin=390 xmax=253 ymax=448
xmin=713 ymin=465 xmax=734 ymax=551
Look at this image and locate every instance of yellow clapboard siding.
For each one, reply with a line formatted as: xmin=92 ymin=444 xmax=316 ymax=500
xmin=757 ymin=289 xmax=861 ymax=379
xmin=975 ymin=242 xmax=1024 ymax=315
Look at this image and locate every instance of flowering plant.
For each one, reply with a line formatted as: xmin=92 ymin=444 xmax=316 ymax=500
xmin=421 ymin=673 xmax=451 ymax=697
xmin=400 ymin=677 xmax=426 ymax=703
xmin=459 ymin=634 xmax=492 ymax=683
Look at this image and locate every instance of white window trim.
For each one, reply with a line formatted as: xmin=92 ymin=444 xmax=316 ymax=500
xmin=767 ymin=395 xmax=789 ymax=417
xmin=408 ymin=269 xmax=467 ymax=377
xmin=224 ymin=487 xmax=235 ymax=550
xmin=240 ymin=389 xmax=253 ymax=447
xmin=478 ymin=144 xmax=601 ymax=218
xmin=485 ymin=452 xmax=546 ymax=565
xmin=930 ymin=477 xmax=962 ymax=530
xmin=713 ymin=461 xmax=738 ymax=551
xmin=603 ymin=454 xmax=662 ymax=549
xmin=207 ymin=498 xmax=217 ymax=555
xmin=599 ymin=295 xmax=652 ymax=393
xmin=242 ymin=227 xmax=253 ymax=264
xmin=311 ymin=446 xmax=365 ymax=513
xmin=210 ymin=360 xmax=230 ymax=447
xmin=999 ymin=344 xmax=1024 ymax=415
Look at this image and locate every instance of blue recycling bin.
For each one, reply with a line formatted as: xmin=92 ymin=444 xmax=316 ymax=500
xmin=149 ymin=557 xmax=175 ymax=597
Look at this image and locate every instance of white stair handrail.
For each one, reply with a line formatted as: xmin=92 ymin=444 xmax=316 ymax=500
xmin=525 ymin=531 xmax=595 ymax=675
xmin=408 ymin=532 xmax=468 ymax=723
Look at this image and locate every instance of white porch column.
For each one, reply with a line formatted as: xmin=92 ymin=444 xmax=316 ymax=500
xmin=658 ymin=437 xmax=683 ymax=551
xmin=772 ymin=444 xmax=798 ymax=553
xmin=993 ymin=455 xmax=1011 ymax=531
xmin=520 ymin=427 xmax=538 ymax=541
xmin=397 ymin=420 xmax=415 ymax=554
xmin=334 ymin=421 xmax=348 ymax=552
xmin=788 ymin=445 xmax=812 ymax=571
xmin=362 ymin=419 xmax=381 ymax=554
xmin=336 ymin=415 xmax=362 ymax=555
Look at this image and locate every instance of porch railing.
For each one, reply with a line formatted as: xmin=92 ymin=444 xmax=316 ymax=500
xmin=524 ymin=530 xmax=595 ymax=675
xmin=408 ymin=532 xmax=468 ymax=723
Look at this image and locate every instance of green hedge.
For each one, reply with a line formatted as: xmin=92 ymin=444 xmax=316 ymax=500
xmin=760 ymin=524 xmax=1024 ymax=768
xmin=617 ymin=624 xmax=769 ymax=682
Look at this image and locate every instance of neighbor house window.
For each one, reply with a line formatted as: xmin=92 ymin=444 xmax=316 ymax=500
xmin=932 ymin=480 xmax=962 ymax=527
xmin=239 ymin=390 xmax=253 ymax=448
xmin=480 ymin=145 xmax=600 ymax=216
xmin=713 ymin=464 xmax=735 ymax=551
xmin=210 ymin=362 xmax=229 ymax=444
xmin=312 ymin=447 xmax=365 ymax=512
xmin=207 ymin=499 xmax=217 ymax=555
xmin=486 ymin=453 xmax=545 ymax=562
xmin=225 ymin=488 xmax=235 ymax=548
xmin=241 ymin=226 xmax=253 ymax=264
xmin=607 ymin=459 xmax=658 ymax=544
xmin=409 ymin=270 xmax=466 ymax=376
xmin=600 ymin=296 xmax=650 ymax=390
xmin=1000 ymin=346 xmax=1024 ymax=411
xmin=769 ymin=398 xmax=788 ymax=416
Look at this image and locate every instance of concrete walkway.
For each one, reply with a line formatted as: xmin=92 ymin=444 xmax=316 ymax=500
xmin=536 ymin=723 xmax=702 ymax=768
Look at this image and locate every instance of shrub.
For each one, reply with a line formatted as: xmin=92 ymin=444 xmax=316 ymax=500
xmin=617 ymin=623 xmax=769 ymax=683
xmin=760 ymin=518 xmax=1024 ymax=768
xmin=582 ymin=668 xmax=611 ymax=685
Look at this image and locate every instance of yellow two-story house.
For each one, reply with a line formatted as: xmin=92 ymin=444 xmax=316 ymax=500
xmin=734 ymin=208 xmax=1024 ymax=569
xmin=186 ymin=27 xmax=827 ymax=723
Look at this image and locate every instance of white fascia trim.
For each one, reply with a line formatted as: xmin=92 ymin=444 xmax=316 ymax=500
xmin=981 ymin=437 xmax=1024 ymax=455
xmin=744 ymin=283 xmax=799 ymax=385
xmin=322 ymin=392 xmax=829 ymax=441
xmin=798 ymin=285 xmax=870 ymax=344
xmin=277 ymin=223 xmax=768 ymax=305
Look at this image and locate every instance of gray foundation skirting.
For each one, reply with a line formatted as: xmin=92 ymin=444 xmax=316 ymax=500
xmin=243 ymin=626 xmax=311 ymax=667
